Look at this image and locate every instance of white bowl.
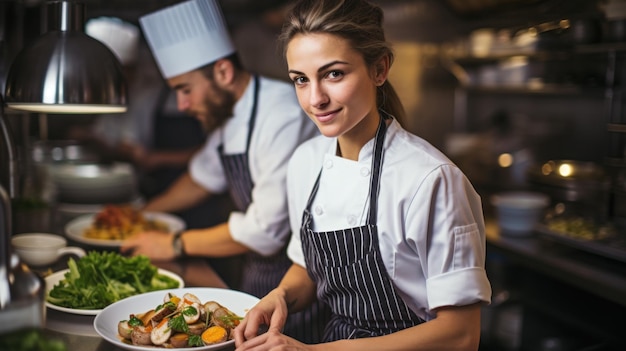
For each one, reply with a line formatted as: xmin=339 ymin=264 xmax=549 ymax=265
xmin=491 ymin=191 xmax=549 ymax=236
xmin=11 ymin=233 xmax=86 ymax=266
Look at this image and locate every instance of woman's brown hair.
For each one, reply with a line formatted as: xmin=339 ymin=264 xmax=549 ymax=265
xmin=279 ymin=0 xmax=405 ymax=123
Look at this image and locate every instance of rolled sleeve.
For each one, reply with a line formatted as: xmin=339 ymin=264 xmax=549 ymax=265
xmin=427 ymin=267 xmax=492 ymax=309
xmin=229 ymin=210 xmax=289 ymax=256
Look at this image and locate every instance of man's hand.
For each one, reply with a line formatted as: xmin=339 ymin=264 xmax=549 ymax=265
xmin=120 ymin=230 xmax=177 ymax=261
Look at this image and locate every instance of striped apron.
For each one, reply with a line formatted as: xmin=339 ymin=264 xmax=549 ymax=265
xmin=218 ymin=75 xmax=328 ymax=343
xmin=301 ymin=114 xmax=424 ymax=341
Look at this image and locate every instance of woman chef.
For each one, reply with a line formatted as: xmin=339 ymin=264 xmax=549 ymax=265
xmin=234 ymin=0 xmax=492 ymax=350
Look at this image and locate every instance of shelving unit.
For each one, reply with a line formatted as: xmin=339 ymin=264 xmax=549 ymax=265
xmin=445 ymin=41 xmax=626 ymax=177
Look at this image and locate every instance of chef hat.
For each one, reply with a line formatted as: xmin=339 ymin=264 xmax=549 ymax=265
xmin=139 ymin=0 xmax=235 ymax=79
xmin=86 ymin=17 xmax=140 ymax=66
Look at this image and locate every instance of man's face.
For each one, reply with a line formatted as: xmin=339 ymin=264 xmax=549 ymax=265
xmin=167 ymin=69 xmax=236 ymax=131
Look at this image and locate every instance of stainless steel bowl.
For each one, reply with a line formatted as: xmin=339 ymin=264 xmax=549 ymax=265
xmin=48 ymin=162 xmax=137 ymax=204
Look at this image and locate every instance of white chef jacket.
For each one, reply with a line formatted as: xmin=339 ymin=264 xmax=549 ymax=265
xmin=286 ymin=118 xmax=492 ymax=321
xmin=190 ymin=76 xmax=318 ymax=256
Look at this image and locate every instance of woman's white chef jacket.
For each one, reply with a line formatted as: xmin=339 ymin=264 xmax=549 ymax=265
xmin=286 ymin=118 xmax=492 ymax=322
xmin=190 ymin=76 xmax=318 ymax=256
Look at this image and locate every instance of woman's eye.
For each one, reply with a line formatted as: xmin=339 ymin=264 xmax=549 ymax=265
xmin=326 ymin=70 xmax=343 ymax=79
xmin=292 ymin=76 xmax=308 ymax=85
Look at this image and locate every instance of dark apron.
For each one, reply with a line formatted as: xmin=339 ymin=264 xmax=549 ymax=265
xmin=218 ymin=76 xmax=328 ymax=343
xmin=301 ymin=114 xmax=424 ymax=341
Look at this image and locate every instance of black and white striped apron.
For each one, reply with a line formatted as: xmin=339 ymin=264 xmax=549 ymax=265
xmin=218 ymin=75 xmax=328 ymax=343
xmin=301 ymin=114 xmax=424 ymax=341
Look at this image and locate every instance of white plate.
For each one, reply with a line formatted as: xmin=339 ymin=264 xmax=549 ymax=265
xmin=94 ymin=287 xmax=260 ymax=351
xmin=45 ymin=268 xmax=185 ymax=316
xmin=64 ymin=211 xmax=185 ymax=247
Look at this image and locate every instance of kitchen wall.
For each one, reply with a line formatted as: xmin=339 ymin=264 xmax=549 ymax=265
xmin=0 ymin=0 xmax=617 ymax=193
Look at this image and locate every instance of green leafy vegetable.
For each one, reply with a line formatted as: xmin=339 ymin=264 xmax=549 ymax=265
xmin=128 ymin=315 xmax=144 ymax=327
xmin=182 ymin=306 xmax=198 ymax=316
xmin=47 ymin=251 xmax=180 ymax=309
xmin=0 ymin=328 xmax=66 ymax=351
xmin=169 ymin=315 xmax=189 ymax=333
xmin=188 ymin=334 xmax=203 ymax=347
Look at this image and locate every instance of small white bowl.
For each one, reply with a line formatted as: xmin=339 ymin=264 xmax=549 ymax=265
xmin=491 ymin=191 xmax=549 ymax=236
xmin=11 ymin=233 xmax=85 ymax=266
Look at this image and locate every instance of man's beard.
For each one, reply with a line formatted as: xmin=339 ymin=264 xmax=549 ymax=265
xmin=200 ymin=83 xmax=237 ymax=133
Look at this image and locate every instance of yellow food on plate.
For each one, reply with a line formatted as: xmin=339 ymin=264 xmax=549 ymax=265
xmin=83 ymin=205 xmax=169 ymax=240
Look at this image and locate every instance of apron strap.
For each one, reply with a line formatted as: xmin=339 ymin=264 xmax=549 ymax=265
xmin=245 ymin=75 xmax=260 ymax=149
xmin=366 ymin=114 xmax=389 ymax=226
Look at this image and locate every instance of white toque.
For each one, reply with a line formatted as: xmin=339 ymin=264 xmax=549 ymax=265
xmin=86 ymin=17 xmax=140 ymax=66
xmin=139 ymin=0 xmax=235 ymax=79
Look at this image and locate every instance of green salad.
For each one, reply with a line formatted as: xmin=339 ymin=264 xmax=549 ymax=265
xmin=47 ymin=251 xmax=180 ymax=310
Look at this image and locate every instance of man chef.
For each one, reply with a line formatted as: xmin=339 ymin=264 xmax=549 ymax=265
xmin=120 ymin=0 xmax=326 ymax=343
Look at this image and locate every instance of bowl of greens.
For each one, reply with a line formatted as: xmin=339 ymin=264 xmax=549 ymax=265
xmin=45 ymin=251 xmax=183 ymax=315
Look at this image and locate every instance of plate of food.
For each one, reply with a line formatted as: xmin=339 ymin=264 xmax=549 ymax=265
xmin=94 ymin=287 xmax=260 ymax=351
xmin=65 ymin=205 xmax=185 ymax=247
xmin=46 ymin=252 xmax=184 ymax=316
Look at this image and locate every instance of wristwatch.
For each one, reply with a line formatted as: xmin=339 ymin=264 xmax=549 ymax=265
xmin=172 ymin=231 xmax=186 ymax=257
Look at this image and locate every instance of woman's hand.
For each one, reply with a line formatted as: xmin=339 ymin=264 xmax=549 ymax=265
xmin=235 ymin=329 xmax=312 ymax=351
xmin=120 ymin=230 xmax=176 ymax=260
xmin=234 ymin=288 xmax=290 ymax=346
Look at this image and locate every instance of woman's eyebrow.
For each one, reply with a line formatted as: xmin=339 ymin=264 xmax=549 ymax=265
xmin=288 ymin=60 xmax=349 ymax=76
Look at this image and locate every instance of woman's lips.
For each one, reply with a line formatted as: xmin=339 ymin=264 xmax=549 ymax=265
xmin=314 ymin=109 xmax=340 ymax=123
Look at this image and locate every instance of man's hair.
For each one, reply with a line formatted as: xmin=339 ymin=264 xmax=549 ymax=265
xmin=198 ymin=52 xmax=244 ymax=80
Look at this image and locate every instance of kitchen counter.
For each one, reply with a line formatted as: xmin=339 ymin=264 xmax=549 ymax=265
xmin=6 ymin=205 xmax=237 ymax=351
xmin=485 ymin=220 xmax=626 ymax=350
xmin=486 ymin=220 xmax=626 ymax=307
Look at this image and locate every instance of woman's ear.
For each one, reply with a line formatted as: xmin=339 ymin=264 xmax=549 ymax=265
xmin=373 ymin=55 xmax=390 ymax=86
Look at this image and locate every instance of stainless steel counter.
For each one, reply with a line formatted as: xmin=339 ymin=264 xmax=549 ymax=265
xmin=485 ymin=220 xmax=626 ymax=350
xmin=486 ymin=220 xmax=626 ymax=307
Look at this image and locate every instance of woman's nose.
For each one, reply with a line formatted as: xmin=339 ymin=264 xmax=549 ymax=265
xmin=309 ymin=83 xmax=329 ymax=109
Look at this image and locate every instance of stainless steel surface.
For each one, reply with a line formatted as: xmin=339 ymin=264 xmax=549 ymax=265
xmin=0 ymin=98 xmax=18 ymax=198
xmin=4 ymin=1 xmax=127 ymax=114
xmin=0 ymin=185 xmax=47 ymax=334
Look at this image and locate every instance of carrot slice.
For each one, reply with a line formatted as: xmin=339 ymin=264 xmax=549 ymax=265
xmin=201 ymin=325 xmax=228 ymax=345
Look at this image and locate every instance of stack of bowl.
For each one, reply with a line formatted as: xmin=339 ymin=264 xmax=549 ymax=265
xmin=491 ymin=191 xmax=550 ymax=237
